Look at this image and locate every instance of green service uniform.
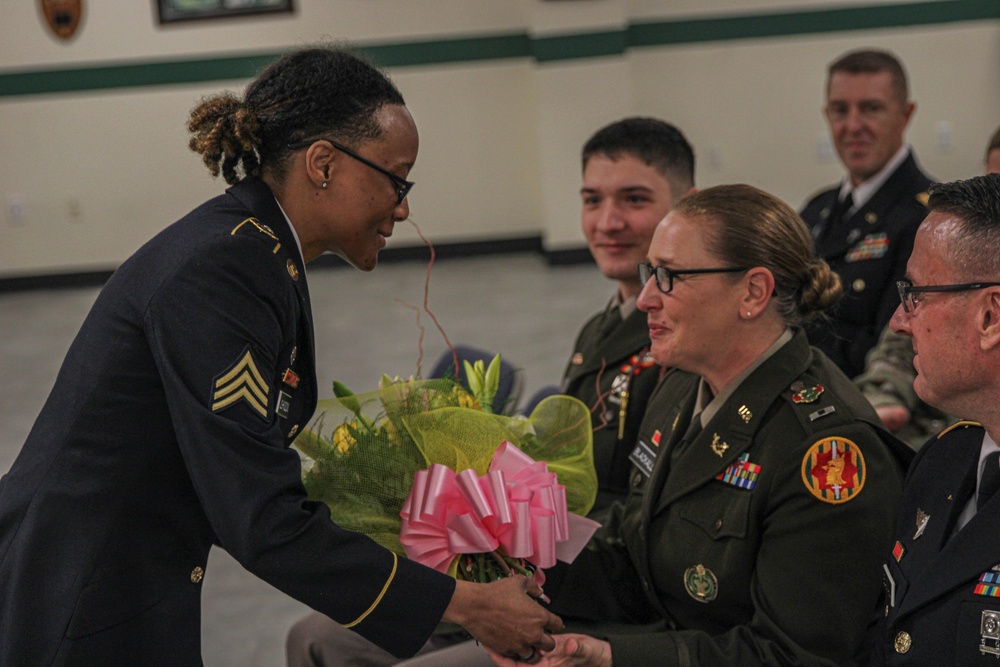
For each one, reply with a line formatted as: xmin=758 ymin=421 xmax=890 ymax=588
xmin=562 ymin=303 xmax=660 ymax=514
xmin=550 ymin=328 xmax=911 ymax=666
xmin=854 ymin=325 xmax=954 ymax=449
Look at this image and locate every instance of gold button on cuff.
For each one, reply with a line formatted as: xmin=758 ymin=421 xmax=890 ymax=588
xmin=852 ymin=279 xmax=866 ymax=293
xmin=894 ymin=631 xmax=911 ymax=654
xmin=191 ymin=566 xmax=204 ymax=584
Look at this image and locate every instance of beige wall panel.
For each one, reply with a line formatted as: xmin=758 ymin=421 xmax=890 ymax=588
xmin=386 ymin=61 xmax=544 ymax=249
xmin=6 ymin=1 xmax=531 ymax=67
xmin=534 ymin=57 xmax=633 ymax=250
xmin=0 ymin=83 xmax=239 ymax=276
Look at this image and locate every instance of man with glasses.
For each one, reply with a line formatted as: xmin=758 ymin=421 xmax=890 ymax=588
xmin=800 ymin=49 xmax=931 ymax=380
xmin=286 ymin=117 xmax=696 ymax=667
xmin=854 ymin=125 xmax=1000 ymax=450
xmin=871 ymin=174 xmax=1000 ymax=664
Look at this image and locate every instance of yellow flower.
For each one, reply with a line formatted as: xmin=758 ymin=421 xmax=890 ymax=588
xmin=456 ymin=389 xmax=482 ymax=411
xmin=333 ymin=422 xmax=357 ymax=454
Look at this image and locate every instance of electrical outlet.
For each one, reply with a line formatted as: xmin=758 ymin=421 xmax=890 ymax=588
xmin=7 ymin=195 xmax=26 ymax=226
xmin=815 ymin=135 xmax=835 ymax=162
xmin=935 ymin=121 xmax=954 ymax=153
xmin=67 ymin=196 xmax=83 ymax=221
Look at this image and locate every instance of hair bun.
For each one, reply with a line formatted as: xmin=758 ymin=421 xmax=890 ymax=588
xmin=798 ymin=260 xmax=843 ymax=320
xmin=187 ymin=92 xmax=260 ymax=184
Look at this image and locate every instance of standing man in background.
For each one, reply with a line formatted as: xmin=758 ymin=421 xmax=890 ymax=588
xmin=800 ymin=48 xmax=932 ymax=379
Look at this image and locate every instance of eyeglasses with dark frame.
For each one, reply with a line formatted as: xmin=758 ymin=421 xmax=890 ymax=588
xmin=287 ymin=137 xmax=414 ymax=206
xmin=638 ymin=262 xmax=749 ymax=295
xmin=896 ymin=279 xmax=1000 ymax=313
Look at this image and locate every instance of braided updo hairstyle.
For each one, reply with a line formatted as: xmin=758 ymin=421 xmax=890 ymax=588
xmin=188 ymin=47 xmax=405 ymax=185
xmin=674 ymin=184 xmax=842 ymax=324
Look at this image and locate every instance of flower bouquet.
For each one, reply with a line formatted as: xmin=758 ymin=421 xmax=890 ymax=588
xmin=294 ymin=356 xmax=600 ymax=582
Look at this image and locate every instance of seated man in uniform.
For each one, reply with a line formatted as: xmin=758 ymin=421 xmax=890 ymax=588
xmin=871 ymin=174 xmax=1000 ymax=664
xmin=853 ymin=125 xmax=1000 ymax=449
xmin=285 ymin=117 xmax=696 ymax=667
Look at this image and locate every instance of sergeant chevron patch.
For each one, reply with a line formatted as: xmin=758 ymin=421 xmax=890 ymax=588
xmin=211 ymin=347 xmax=270 ymax=419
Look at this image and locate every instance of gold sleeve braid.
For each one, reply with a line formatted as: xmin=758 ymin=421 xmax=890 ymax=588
xmin=342 ymin=552 xmax=398 ymax=628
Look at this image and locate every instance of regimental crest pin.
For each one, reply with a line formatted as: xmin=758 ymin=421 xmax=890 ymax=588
xmin=684 ymin=564 xmax=718 ymax=603
xmin=710 ymin=433 xmax=729 ymax=457
xmin=792 ymin=384 xmax=825 ymax=403
xmin=914 ymin=509 xmax=929 ymax=540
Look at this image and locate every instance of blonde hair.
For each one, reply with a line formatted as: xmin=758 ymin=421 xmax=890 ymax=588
xmin=675 ymin=184 xmax=842 ymax=323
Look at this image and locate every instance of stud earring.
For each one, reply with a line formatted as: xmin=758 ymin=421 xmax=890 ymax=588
xmin=746 ymin=312 xmax=752 ymax=317
xmin=321 ymin=181 xmax=328 ymax=189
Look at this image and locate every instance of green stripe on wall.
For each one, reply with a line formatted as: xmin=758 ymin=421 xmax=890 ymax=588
xmin=1 ymin=1 xmax=997 ymax=98
xmin=628 ymin=0 xmax=1000 ymax=49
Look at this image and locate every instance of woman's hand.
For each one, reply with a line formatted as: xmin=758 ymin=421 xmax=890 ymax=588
xmin=485 ymin=633 xmax=613 ymax=667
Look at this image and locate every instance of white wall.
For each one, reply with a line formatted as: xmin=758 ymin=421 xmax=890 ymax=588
xmin=1 ymin=0 xmax=998 ymax=276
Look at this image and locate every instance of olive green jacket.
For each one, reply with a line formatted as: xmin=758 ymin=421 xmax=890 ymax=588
xmin=551 ymin=328 xmax=911 ymax=666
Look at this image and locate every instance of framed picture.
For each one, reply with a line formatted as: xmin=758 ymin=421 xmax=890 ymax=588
xmin=156 ymin=0 xmax=294 ymax=24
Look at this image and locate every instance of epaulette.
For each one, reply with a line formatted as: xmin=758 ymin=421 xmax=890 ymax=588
xmin=936 ymin=420 xmax=981 ymax=439
xmin=231 ymin=217 xmax=281 ymax=254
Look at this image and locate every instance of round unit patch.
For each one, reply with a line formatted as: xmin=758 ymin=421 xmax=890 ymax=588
xmin=800 ymin=436 xmax=866 ymax=504
xmin=683 ymin=564 xmax=718 ymax=603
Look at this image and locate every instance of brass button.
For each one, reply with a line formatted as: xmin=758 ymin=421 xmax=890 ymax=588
xmin=287 ymin=424 xmax=299 ymax=438
xmin=894 ymin=631 xmax=911 ymax=654
xmin=190 ymin=566 xmax=204 ymax=584
xmin=885 ymin=605 xmax=889 ymax=617
xmin=852 ymin=278 xmax=866 ymax=293
xmin=713 ymin=518 xmax=723 ymax=531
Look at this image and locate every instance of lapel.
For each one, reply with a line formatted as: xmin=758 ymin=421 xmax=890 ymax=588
xmin=896 ymin=432 xmax=1000 ymax=619
xmin=565 ymin=307 xmax=651 ymax=382
xmin=819 ymin=153 xmax=923 ymax=261
xmin=227 ymin=178 xmax=317 ymax=406
xmin=652 ymin=329 xmax=812 ymax=515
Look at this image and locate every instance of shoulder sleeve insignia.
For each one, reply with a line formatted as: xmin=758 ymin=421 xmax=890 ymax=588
xmin=231 ymin=217 xmax=281 ymax=254
xmin=937 ymin=420 xmax=982 ymax=439
xmin=801 ymin=436 xmax=866 ymax=504
xmin=211 ymin=346 xmax=271 ymax=420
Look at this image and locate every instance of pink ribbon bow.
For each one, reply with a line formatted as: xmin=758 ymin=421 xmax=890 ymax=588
xmin=399 ymin=441 xmax=599 ymax=573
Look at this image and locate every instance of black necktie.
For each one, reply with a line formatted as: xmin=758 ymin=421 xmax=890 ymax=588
xmin=978 ymin=451 xmax=1000 ymax=511
xmin=830 ymin=192 xmax=854 ymax=225
xmin=817 ymin=192 xmax=854 ymax=246
xmin=671 ymin=411 xmax=703 ymax=465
